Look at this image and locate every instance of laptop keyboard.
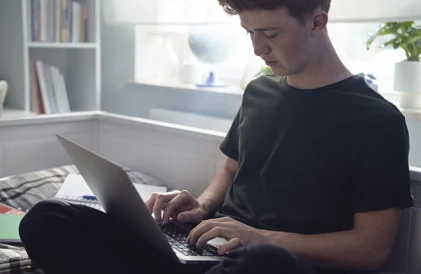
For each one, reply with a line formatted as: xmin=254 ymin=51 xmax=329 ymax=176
xmin=158 ymin=221 xmax=220 ymax=257
xmin=62 ymin=199 xmax=219 ymax=256
xmin=57 ymin=197 xmax=104 ymax=211
xmin=73 ymin=201 xmax=103 ymax=210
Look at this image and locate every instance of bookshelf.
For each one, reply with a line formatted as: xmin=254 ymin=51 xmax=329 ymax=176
xmin=0 ymin=0 xmax=101 ymax=119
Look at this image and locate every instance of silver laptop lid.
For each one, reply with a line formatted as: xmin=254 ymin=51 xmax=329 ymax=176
xmin=56 ymin=135 xmax=179 ymax=262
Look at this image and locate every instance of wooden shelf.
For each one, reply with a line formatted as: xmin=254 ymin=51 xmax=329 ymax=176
xmin=0 ymin=108 xmax=34 ymax=120
xmin=28 ymin=42 xmax=98 ymax=49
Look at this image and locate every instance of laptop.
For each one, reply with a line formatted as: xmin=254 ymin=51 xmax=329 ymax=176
xmin=56 ymin=135 xmax=224 ymax=264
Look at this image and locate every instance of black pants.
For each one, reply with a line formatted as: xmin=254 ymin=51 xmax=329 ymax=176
xmin=19 ymin=199 xmax=316 ymax=274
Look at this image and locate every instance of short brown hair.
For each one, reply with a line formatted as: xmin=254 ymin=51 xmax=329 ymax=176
xmin=218 ymin=0 xmax=331 ymax=22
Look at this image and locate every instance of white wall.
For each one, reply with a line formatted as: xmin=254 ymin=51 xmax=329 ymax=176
xmin=0 ymin=115 xmax=96 ymax=177
xmin=0 ymin=113 xmax=226 ymax=197
xmin=97 ymin=114 xmax=226 ymax=196
xmin=329 ymin=0 xmax=421 ymax=22
xmin=407 ymin=118 xmax=421 ymax=167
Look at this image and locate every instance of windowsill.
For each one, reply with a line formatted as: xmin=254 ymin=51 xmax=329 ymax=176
xmin=378 ymin=91 xmax=421 ymax=120
xmin=399 ymin=108 xmax=421 ymax=120
xmin=127 ymin=82 xmax=421 ymax=119
xmin=127 ymin=80 xmax=244 ymax=96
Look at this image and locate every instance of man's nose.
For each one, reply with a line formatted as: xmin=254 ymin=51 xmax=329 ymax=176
xmin=253 ymin=36 xmax=271 ymax=57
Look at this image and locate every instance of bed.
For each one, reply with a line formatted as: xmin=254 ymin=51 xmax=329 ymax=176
xmin=0 ymin=164 xmax=165 ymax=274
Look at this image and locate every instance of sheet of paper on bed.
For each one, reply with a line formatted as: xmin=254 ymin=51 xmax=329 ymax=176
xmin=55 ymin=174 xmax=167 ymax=201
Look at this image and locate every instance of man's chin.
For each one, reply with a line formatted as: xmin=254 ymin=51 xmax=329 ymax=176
xmin=270 ymin=67 xmax=289 ymax=77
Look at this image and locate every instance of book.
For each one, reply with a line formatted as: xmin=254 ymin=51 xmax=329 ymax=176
xmin=55 ymin=174 xmax=167 ymax=204
xmin=71 ymin=2 xmax=81 ymax=43
xmin=30 ymin=0 xmax=88 ymax=43
xmin=33 ymin=60 xmax=69 ymax=114
xmin=30 ymin=58 xmax=44 ymax=114
xmin=0 ymin=215 xmax=24 ymax=244
xmin=35 ymin=60 xmax=52 ymax=114
xmin=0 ymin=203 xmax=26 ymax=244
xmin=0 ymin=203 xmax=26 ymax=216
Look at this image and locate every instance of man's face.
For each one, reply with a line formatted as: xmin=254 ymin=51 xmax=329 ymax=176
xmin=239 ymin=7 xmax=314 ymax=76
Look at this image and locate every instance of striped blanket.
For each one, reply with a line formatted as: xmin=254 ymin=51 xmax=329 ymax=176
xmin=0 ymin=245 xmax=43 ymax=274
xmin=0 ymin=165 xmax=165 ymax=274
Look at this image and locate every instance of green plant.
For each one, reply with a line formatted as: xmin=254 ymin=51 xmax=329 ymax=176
xmin=366 ymin=21 xmax=421 ymax=61
xmin=262 ymin=65 xmax=274 ymax=76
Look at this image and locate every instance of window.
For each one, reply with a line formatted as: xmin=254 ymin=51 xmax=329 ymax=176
xmin=134 ymin=20 xmax=408 ymax=98
xmin=131 ymin=14 xmax=418 ymax=132
xmin=134 ymin=19 xmax=263 ymax=92
xmin=328 ymin=22 xmax=406 ymax=97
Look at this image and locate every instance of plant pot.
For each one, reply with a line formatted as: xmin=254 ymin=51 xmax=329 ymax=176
xmin=394 ymin=61 xmax=421 ymax=108
xmin=0 ymin=81 xmax=8 ymax=117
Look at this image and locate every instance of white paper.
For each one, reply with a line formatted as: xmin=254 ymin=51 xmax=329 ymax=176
xmin=55 ymin=174 xmax=167 ymax=201
xmin=55 ymin=174 xmax=94 ymax=197
xmin=132 ymin=183 xmax=168 ymax=201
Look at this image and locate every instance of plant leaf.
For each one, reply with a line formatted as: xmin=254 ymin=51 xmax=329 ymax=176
xmin=366 ymin=24 xmax=396 ymax=49
xmin=402 ymin=21 xmax=414 ymax=30
xmin=402 ymin=37 xmax=421 ymax=48
xmin=366 ymin=21 xmax=421 ymax=60
xmin=383 ymin=38 xmax=400 ymax=49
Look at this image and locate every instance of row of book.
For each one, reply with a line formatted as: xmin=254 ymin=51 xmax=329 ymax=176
xmin=30 ymin=59 xmax=71 ymax=114
xmin=30 ymin=0 xmax=90 ymax=43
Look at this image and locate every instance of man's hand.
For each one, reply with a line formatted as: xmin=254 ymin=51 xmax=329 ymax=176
xmin=187 ymin=217 xmax=264 ymax=255
xmin=145 ymin=190 xmax=206 ymax=224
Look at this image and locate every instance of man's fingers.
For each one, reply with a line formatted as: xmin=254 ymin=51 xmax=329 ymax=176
xmin=195 ymin=227 xmax=234 ymax=249
xmin=177 ymin=208 xmax=203 ymax=223
xmin=215 ymin=217 xmax=234 ymax=222
xmin=218 ymin=238 xmax=242 ymax=255
xmin=145 ymin=195 xmax=156 ymax=214
xmin=162 ymin=193 xmax=190 ymax=224
xmin=151 ymin=191 xmax=179 ymax=221
xmin=188 ymin=220 xmax=209 ymax=243
xmin=188 ymin=219 xmax=236 ymax=242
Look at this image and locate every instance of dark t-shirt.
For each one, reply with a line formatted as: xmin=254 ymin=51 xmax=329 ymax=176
xmin=217 ymin=75 xmax=413 ymax=236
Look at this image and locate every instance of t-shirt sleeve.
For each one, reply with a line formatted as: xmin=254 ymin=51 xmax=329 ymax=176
xmin=219 ymin=108 xmax=241 ymax=161
xmin=353 ymin=114 xmax=414 ymax=213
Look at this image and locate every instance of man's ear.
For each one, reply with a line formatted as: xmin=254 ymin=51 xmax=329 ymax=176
xmin=311 ymin=10 xmax=328 ymax=36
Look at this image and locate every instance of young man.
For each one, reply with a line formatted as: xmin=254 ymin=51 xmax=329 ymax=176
xmin=20 ymin=1 xmax=413 ymax=274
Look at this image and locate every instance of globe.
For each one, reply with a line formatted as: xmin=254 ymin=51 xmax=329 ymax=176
xmin=187 ymin=25 xmax=233 ymax=87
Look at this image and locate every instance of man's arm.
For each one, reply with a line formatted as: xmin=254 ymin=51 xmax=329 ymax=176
xmin=197 ymin=157 xmax=238 ymax=219
xmin=189 ymin=207 xmax=400 ymax=270
xmin=262 ymin=208 xmax=400 ymax=270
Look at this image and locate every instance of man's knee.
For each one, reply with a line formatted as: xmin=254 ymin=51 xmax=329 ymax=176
xmin=19 ymin=199 xmax=69 ymax=245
